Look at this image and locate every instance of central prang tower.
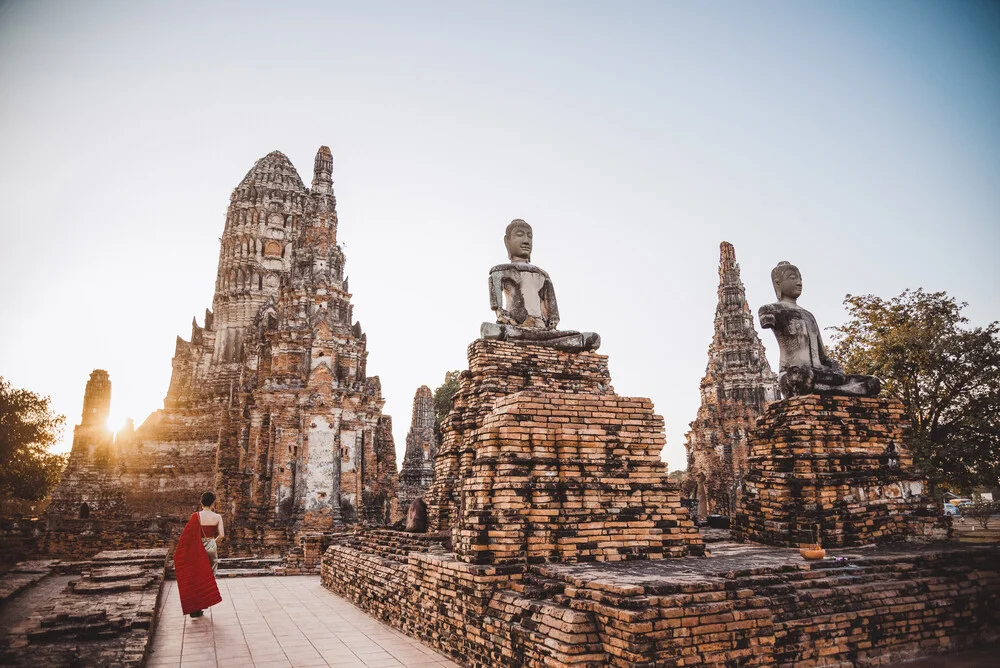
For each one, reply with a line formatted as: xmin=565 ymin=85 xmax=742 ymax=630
xmin=212 ymin=147 xmax=397 ymax=549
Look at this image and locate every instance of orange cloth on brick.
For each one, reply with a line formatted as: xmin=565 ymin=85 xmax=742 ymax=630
xmin=174 ymin=512 xmax=222 ymax=615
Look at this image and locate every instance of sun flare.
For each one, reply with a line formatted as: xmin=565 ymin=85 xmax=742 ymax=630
xmin=105 ymin=412 xmax=128 ymax=434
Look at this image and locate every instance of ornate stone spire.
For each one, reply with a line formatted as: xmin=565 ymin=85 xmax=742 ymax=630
xmin=684 ymin=241 xmax=779 ymax=518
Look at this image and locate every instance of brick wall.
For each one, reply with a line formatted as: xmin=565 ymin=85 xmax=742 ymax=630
xmin=323 ymin=539 xmax=1000 ymax=667
xmin=734 ymin=395 xmax=939 ymax=548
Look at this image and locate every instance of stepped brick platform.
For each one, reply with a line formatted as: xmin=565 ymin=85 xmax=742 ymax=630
xmin=733 ymin=395 xmax=942 ymax=548
xmin=455 ymin=391 xmax=703 ymax=564
xmin=324 ymin=338 xmax=708 ymax=666
xmin=0 ymin=548 xmax=167 ymax=668
xmin=428 ymin=339 xmax=702 ymax=563
xmin=323 ymin=540 xmax=1000 ymax=667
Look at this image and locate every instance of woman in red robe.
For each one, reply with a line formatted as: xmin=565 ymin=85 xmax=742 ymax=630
xmin=174 ymin=491 xmax=224 ymax=618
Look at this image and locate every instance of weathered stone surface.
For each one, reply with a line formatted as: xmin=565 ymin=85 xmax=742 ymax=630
xmin=323 ymin=536 xmax=1000 ymax=667
xmin=761 ymin=260 xmax=881 ymax=398
xmin=215 ymin=149 xmax=398 ymax=540
xmin=733 ymin=395 xmax=942 ymax=548
xmin=0 ymin=548 xmax=166 ymax=668
xmin=685 ymin=242 xmax=780 ymax=518
xmin=397 ymin=385 xmax=437 ymax=512
xmin=404 ymin=498 xmax=428 ymax=533
xmin=426 ymin=338 xmax=701 ymax=564
xmin=481 ymin=219 xmax=600 ymax=352
xmin=43 ymin=147 xmax=399 ymax=559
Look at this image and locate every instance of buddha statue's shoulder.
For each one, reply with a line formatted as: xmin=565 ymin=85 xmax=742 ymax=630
xmin=489 ymin=262 xmax=551 ymax=279
xmin=760 ymin=301 xmax=793 ymax=315
xmin=759 ymin=301 xmax=801 ymax=329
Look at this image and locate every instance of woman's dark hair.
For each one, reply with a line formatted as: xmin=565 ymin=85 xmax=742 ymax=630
xmin=201 ymin=491 xmax=216 ymax=508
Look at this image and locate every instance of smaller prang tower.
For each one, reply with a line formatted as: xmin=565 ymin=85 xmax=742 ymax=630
xmin=46 ymin=370 xmax=124 ymax=520
xmin=684 ymin=242 xmax=779 ymax=518
xmin=398 ymin=385 xmax=437 ymax=510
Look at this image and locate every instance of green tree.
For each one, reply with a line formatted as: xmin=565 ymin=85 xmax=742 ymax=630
xmin=0 ymin=377 xmax=67 ymax=502
xmin=432 ymin=370 xmax=462 ymax=436
xmin=830 ymin=289 xmax=1000 ymax=491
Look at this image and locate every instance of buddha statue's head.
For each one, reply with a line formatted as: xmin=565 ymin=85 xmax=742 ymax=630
xmin=504 ymin=219 xmax=533 ymax=263
xmin=771 ymin=261 xmax=803 ymax=300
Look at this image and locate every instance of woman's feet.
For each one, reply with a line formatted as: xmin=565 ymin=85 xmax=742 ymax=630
xmin=189 ymin=610 xmax=203 ymax=618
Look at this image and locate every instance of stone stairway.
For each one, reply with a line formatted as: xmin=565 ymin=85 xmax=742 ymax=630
xmin=166 ymin=555 xmax=283 ymax=579
xmin=356 ymin=529 xmax=448 ymax=563
xmin=215 ymin=556 xmax=284 ymax=578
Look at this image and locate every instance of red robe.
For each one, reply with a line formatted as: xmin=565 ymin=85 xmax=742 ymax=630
xmin=174 ymin=512 xmax=222 ymax=615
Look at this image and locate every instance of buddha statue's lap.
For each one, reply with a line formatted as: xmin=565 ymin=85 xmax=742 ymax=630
xmin=480 ymin=219 xmax=600 ymax=353
xmin=760 ymin=261 xmax=880 ymax=398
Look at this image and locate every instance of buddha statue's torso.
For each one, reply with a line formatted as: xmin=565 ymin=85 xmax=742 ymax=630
xmin=491 ymin=262 xmax=555 ymax=329
xmin=759 ymin=302 xmax=824 ymax=371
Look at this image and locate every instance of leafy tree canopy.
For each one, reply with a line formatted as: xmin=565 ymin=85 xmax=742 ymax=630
xmin=830 ymin=289 xmax=1000 ymax=492
xmin=432 ymin=370 xmax=462 ymax=433
xmin=0 ymin=377 xmax=67 ymax=502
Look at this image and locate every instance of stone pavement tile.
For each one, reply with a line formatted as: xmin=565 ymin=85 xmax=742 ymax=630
xmin=150 ymin=576 xmax=459 ymax=668
xmin=288 ymin=659 xmax=330 ymax=667
xmin=361 ymin=657 xmax=404 ymax=668
xmin=146 ymin=658 xmax=182 ymax=667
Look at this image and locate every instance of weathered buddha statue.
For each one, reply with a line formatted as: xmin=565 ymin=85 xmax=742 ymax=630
xmin=759 ymin=261 xmax=880 ymax=398
xmin=480 ymin=219 xmax=601 ymax=352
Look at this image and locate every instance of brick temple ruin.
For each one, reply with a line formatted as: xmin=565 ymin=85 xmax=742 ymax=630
xmin=397 ymin=385 xmax=437 ymax=512
xmin=321 ymin=224 xmax=999 ymax=667
xmin=685 ymin=242 xmax=779 ymax=519
xmin=42 ymin=147 xmax=398 ymax=557
xmin=15 ymin=169 xmax=999 ymax=667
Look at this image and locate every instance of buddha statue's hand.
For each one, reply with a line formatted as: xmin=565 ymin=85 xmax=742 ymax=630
xmin=545 ymin=315 xmax=560 ymax=330
xmin=825 ymin=359 xmax=845 ymax=374
xmin=758 ymin=305 xmax=778 ymax=329
xmin=494 ymin=308 xmax=519 ymax=326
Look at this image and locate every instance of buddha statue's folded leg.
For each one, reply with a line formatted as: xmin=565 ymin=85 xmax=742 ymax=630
xmin=811 ymin=367 xmax=882 ymax=397
xmin=480 ymin=323 xmax=600 ymax=351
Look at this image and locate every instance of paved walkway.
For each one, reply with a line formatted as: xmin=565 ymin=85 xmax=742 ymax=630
xmin=147 ymin=576 xmax=461 ymax=668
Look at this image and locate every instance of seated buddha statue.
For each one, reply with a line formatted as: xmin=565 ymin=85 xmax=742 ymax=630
xmin=480 ymin=219 xmax=601 ymax=352
xmin=759 ymin=261 xmax=880 ymax=398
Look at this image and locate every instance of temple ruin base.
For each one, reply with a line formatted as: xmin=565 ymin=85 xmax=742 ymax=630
xmin=322 ymin=536 xmax=1000 ymax=667
xmin=733 ymin=395 xmax=942 ymax=548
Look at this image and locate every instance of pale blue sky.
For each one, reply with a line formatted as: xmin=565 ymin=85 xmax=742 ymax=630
xmin=1 ymin=0 xmax=998 ymax=471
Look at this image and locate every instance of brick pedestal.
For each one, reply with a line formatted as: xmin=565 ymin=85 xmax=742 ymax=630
xmin=454 ymin=391 xmax=703 ymax=564
xmin=427 ymin=339 xmax=702 ymax=564
xmin=733 ymin=395 xmax=939 ymax=548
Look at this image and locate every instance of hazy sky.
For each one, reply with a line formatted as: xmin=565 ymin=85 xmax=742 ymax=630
xmin=1 ymin=0 xmax=998 ymax=472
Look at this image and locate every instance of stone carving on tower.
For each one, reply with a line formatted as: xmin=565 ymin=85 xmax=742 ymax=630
xmin=684 ymin=242 xmax=779 ymax=519
xmin=397 ymin=385 xmax=437 ymax=511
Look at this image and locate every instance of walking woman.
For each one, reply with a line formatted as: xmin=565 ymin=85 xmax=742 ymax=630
xmin=174 ymin=491 xmax=224 ymax=618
